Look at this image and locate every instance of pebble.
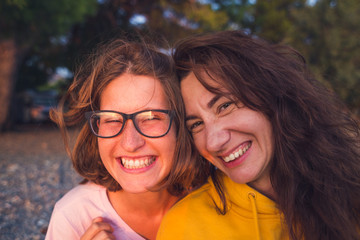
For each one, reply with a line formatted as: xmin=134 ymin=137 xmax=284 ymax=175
xmin=0 ymin=123 xmax=82 ymax=239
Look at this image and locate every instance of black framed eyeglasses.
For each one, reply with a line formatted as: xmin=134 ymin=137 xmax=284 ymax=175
xmin=85 ymin=109 xmax=175 ymax=138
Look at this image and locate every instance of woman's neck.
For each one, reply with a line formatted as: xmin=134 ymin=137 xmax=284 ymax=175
xmin=247 ymin=175 xmax=276 ymax=201
xmin=108 ymin=189 xmax=178 ymax=215
xmin=107 ymin=189 xmax=179 ymax=240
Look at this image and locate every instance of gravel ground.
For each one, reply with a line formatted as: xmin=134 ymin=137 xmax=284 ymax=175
xmin=0 ymin=123 xmax=82 ymax=240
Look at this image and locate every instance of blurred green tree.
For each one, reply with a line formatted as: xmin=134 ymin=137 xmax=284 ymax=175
xmin=248 ymin=0 xmax=304 ymax=43
xmin=210 ymin=0 xmax=303 ymax=42
xmin=289 ymin=0 xmax=360 ymax=112
xmin=0 ymin=0 xmax=97 ymax=130
xmin=64 ymin=0 xmax=229 ymax=60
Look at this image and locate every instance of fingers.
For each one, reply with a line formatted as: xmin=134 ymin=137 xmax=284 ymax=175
xmin=80 ymin=217 xmax=115 ymax=240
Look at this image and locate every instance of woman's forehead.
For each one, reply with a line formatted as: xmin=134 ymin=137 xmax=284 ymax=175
xmin=100 ymin=74 xmax=169 ymax=112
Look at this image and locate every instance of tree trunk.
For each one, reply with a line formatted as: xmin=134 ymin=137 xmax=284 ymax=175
xmin=0 ymin=39 xmax=18 ymax=131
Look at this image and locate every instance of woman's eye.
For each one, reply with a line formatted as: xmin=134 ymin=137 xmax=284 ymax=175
xmin=141 ymin=115 xmax=163 ymax=123
xmin=104 ymin=118 xmax=122 ymax=124
xmin=218 ymin=102 xmax=234 ymax=113
xmin=188 ymin=121 xmax=203 ymax=133
xmin=148 ymin=115 xmax=161 ymax=120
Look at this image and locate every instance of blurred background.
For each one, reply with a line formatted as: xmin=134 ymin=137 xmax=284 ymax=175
xmin=0 ymin=0 xmax=359 ymax=239
xmin=1 ymin=0 xmax=359 ymax=130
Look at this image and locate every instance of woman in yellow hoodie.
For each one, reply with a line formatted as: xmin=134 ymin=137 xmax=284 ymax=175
xmin=157 ymin=30 xmax=360 ymax=240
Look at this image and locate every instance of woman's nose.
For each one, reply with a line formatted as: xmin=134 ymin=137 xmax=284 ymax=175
xmin=119 ymin=120 xmax=145 ymax=152
xmin=205 ymin=123 xmax=230 ymax=153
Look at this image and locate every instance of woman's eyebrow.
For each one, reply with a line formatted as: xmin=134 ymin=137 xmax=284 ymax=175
xmin=185 ymin=95 xmax=222 ymax=122
xmin=185 ymin=115 xmax=196 ymax=121
xmin=207 ymin=95 xmax=221 ymax=109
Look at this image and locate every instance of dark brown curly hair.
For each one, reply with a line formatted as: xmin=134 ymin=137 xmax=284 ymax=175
xmin=50 ymin=37 xmax=210 ymax=197
xmin=173 ymin=30 xmax=360 ymax=240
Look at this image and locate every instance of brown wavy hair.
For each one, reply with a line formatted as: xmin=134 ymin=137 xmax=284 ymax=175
xmin=173 ymin=30 xmax=360 ymax=239
xmin=50 ymin=37 xmax=210 ymax=196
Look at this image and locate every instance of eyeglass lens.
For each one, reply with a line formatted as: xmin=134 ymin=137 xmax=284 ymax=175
xmin=89 ymin=111 xmax=171 ymax=138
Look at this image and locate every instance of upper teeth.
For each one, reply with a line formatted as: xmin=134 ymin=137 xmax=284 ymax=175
xmin=223 ymin=143 xmax=251 ymax=163
xmin=121 ymin=157 xmax=155 ymax=169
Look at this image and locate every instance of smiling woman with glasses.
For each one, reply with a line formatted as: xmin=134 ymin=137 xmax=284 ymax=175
xmin=45 ymin=37 xmax=209 ymax=240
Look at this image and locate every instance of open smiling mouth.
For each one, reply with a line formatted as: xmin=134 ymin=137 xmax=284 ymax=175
xmin=222 ymin=142 xmax=252 ymax=163
xmin=121 ymin=157 xmax=156 ymax=169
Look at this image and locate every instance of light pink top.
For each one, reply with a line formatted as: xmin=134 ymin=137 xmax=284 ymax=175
xmin=45 ymin=182 xmax=145 ymax=240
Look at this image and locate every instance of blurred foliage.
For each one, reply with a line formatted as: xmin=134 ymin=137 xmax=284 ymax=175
xmin=0 ymin=0 xmax=97 ymax=42
xmin=0 ymin=0 xmax=97 ymax=129
xmin=288 ymin=0 xmax=360 ymax=111
xmin=64 ymin=0 xmax=229 ymax=64
xmin=248 ymin=0 xmax=302 ymax=42
xmin=1 ymin=0 xmax=359 ymax=124
xmin=0 ymin=0 xmax=97 ymax=91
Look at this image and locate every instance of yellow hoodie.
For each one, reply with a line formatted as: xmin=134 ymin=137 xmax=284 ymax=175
xmin=157 ymin=171 xmax=289 ymax=240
